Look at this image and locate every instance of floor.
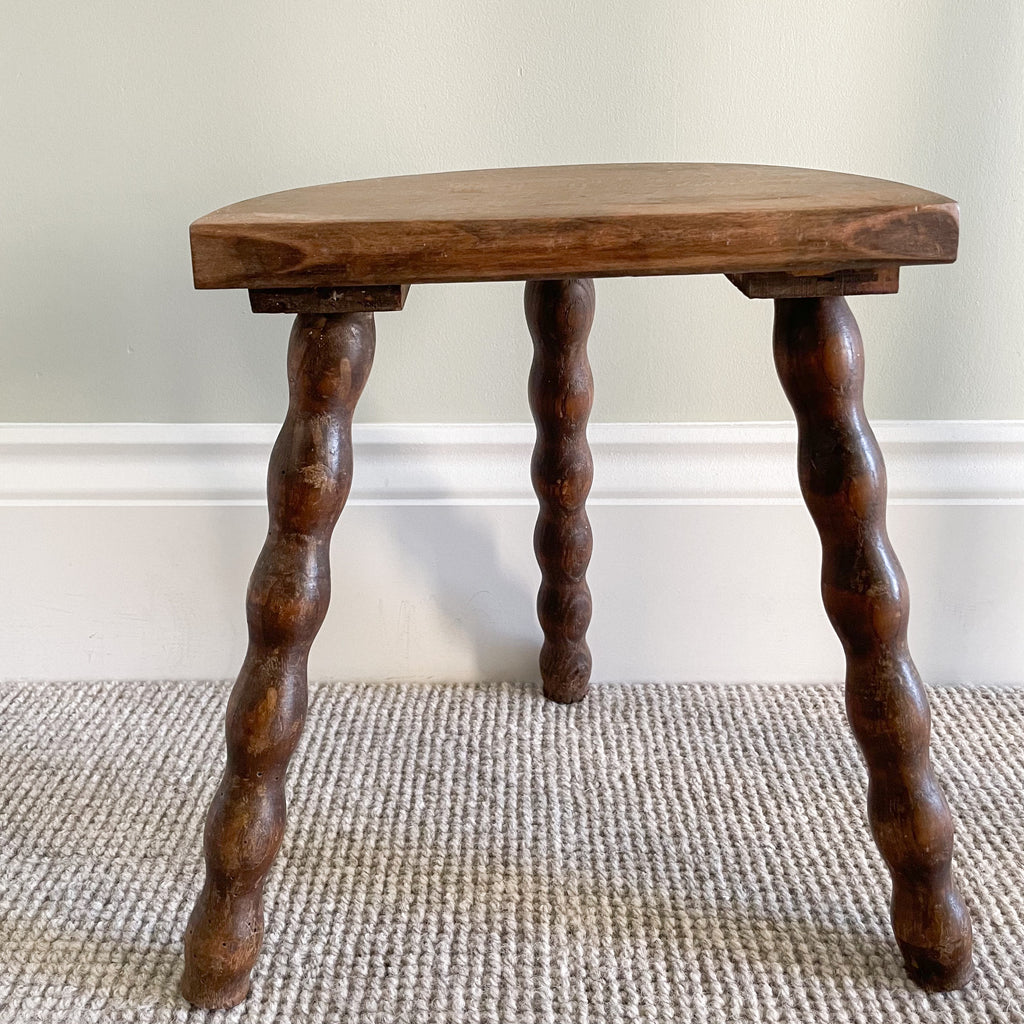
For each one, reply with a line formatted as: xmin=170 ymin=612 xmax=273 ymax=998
xmin=0 ymin=678 xmax=1021 ymax=1023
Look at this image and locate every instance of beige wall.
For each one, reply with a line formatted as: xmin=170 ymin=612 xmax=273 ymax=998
xmin=2 ymin=0 xmax=1021 ymax=424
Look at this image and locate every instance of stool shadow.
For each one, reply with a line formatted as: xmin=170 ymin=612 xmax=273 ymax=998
xmin=0 ymin=889 xmax=939 ymax=1022
xmin=344 ymin=496 xmax=542 ymax=686
xmin=197 ymin=433 xmax=544 ymax=689
xmin=0 ymin=917 xmax=190 ymax=1021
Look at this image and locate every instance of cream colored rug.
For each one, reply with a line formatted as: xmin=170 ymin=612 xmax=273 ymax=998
xmin=0 ymin=679 xmax=1021 ymax=1022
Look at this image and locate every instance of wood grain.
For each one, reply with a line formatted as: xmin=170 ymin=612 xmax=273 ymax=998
xmin=526 ymin=279 xmax=595 ymax=704
xmin=180 ymin=312 xmax=375 ymax=1009
xmin=190 ymin=163 xmax=958 ymax=289
xmin=772 ymin=296 xmax=974 ymax=991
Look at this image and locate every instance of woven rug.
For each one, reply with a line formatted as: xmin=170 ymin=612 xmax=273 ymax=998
xmin=0 ymin=680 xmax=1021 ymax=1023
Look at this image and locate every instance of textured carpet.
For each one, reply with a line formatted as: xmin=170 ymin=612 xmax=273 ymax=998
xmin=0 ymin=680 xmax=1022 ymax=1023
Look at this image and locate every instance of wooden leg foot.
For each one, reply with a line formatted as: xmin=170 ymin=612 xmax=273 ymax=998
xmin=525 ymin=278 xmax=595 ymax=704
xmin=181 ymin=312 xmax=375 ymax=1008
xmin=772 ymin=296 xmax=973 ymax=990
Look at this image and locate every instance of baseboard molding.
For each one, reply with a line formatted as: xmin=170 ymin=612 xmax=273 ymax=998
xmin=3 ymin=421 xmax=1024 ymax=505
xmin=2 ymin=421 xmax=1023 ymax=684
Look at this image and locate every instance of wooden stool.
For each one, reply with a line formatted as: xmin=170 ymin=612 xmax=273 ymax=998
xmin=180 ymin=164 xmax=973 ymax=1008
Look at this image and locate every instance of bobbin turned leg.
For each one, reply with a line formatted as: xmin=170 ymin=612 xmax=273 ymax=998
xmin=181 ymin=312 xmax=374 ymax=1009
xmin=772 ymin=296 xmax=973 ymax=990
xmin=525 ymin=279 xmax=595 ymax=703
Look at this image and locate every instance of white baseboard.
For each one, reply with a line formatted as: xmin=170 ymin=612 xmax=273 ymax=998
xmin=3 ymin=421 xmax=1024 ymax=506
xmin=2 ymin=422 xmax=1023 ymax=684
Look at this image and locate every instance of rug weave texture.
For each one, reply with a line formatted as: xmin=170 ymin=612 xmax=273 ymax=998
xmin=0 ymin=679 xmax=1021 ymax=1023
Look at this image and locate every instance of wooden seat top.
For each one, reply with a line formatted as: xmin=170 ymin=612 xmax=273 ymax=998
xmin=190 ymin=163 xmax=958 ymax=291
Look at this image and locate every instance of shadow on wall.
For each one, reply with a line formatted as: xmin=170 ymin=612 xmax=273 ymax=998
xmin=329 ymin=500 xmax=543 ymax=686
xmin=202 ymin=394 xmax=544 ymax=686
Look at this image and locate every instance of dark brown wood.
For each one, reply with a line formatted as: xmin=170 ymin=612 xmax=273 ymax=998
xmin=190 ymin=163 xmax=958 ymax=289
xmin=182 ymin=164 xmax=971 ymax=1001
xmin=249 ymin=284 xmax=409 ymax=314
xmin=727 ymin=266 xmax=899 ymax=298
xmin=526 ymin=278 xmax=595 ymax=704
xmin=772 ymin=296 xmax=973 ymax=991
xmin=180 ymin=311 xmax=375 ymax=1009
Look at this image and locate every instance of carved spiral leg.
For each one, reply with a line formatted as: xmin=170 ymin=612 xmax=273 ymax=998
xmin=773 ymin=296 xmax=973 ymax=990
xmin=525 ymin=279 xmax=595 ymax=704
xmin=181 ymin=312 xmax=374 ymax=1008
